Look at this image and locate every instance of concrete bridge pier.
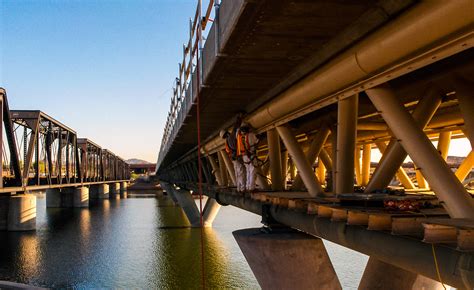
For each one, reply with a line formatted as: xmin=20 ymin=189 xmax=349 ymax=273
xmin=109 ymin=183 xmax=120 ymax=198
xmin=164 ymin=184 xmax=201 ymax=227
xmin=358 ymin=257 xmax=444 ymax=290
xmin=233 ymin=228 xmax=341 ymax=289
xmin=89 ymin=184 xmax=110 ymax=199
xmin=72 ymin=187 xmax=89 ymax=208
xmin=120 ymin=182 xmax=128 ymax=198
xmin=46 ymin=187 xmax=89 ymax=208
xmin=0 ymin=194 xmax=36 ymax=231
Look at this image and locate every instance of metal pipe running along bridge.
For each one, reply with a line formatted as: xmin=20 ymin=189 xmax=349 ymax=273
xmin=155 ymin=0 xmax=474 ymax=289
xmin=0 ymin=88 xmax=131 ymax=231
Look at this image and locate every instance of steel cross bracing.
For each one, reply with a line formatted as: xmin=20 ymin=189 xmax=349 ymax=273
xmin=155 ymin=1 xmax=474 ymax=288
xmin=0 ymin=88 xmax=130 ymax=194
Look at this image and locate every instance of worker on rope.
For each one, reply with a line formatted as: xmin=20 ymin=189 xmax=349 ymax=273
xmin=219 ymin=116 xmax=246 ymax=192
xmin=237 ymin=122 xmax=259 ymax=192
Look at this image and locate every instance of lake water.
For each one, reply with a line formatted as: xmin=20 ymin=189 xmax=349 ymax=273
xmin=0 ymin=190 xmax=368 ymax=289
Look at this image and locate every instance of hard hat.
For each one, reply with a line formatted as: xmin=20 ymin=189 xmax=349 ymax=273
xmin=240 ymin=122 xmax=249 ymax=128
xmin=219 ymin=130 xmax=227 ymax=138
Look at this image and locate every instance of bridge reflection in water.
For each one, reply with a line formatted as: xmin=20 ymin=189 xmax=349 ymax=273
xmin=0 ymin=193 xmax=270 ymax=288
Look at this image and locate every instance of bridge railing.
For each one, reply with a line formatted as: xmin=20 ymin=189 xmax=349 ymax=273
xmin=157 ymin=0 xmax=217 ymax=171
xmin=0 ymin=88 xmax=130 ymax=191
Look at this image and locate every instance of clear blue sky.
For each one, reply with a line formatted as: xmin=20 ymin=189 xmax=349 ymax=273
xmin=0 ymin=0 xmax=200 ymax=163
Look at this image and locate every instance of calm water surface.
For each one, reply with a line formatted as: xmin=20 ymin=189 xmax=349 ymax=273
xmin=0 ymin=190 xmax=368 ymax=289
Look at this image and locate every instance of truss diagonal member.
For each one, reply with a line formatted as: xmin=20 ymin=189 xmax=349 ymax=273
xmin=365 ymin=86 xmax=442 ymax=193
xmin=319 ymin=148 xmax=333 ymax=171
xmin=456 ymin=151 xmax=474 ymax=183
xmin=22 ymin=118 xmax=40 ymax=187
xmin=276 ymin=125 xmax=326 ymax=197
xmin=206 ymin=153 xmax=223 ymax=186
xmin=366 ymin=84 xmax=474 ymax=218
xmin=292 ymin=125 xmax=330 ymax=190
xmin=267 ymin=129 xmax=284 ymax=191
xmin=375 ymin=142 xmax=415 ymax=189
xmin=218 ymin=150 xmax=236 ymax=186
xmin=1 ymin=91 xmax=21 ymax=185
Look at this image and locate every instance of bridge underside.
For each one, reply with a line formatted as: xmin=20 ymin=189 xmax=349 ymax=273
xmin=158 ymin=0 xmax=417 ymax=169
xmin=157 ymin=1 xmax=474 ymax=288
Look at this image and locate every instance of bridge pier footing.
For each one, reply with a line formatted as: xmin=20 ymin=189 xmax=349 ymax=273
xmin=72 ymin=187 xmax=89 ymax=208
xmin=359 ymin=257 xmax=444 ymax=290
xmin=0 ymin=194 xmax=36 ymax=231
xmin=161 ymin=183 xmax=201 ymax=227
xmin=109 ymin=183 xmax=120 ymax=197
xmin=233 ymin=227 xmax=342 ymax=289
xmin=120 ymin=182 xmax=128 ymax=198
xmin=47 ymin=187 xmax=89 ymax=208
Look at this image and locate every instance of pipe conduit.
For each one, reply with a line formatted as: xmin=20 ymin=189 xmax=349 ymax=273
xmin=246 ymin=0 xmax=473 ymax=130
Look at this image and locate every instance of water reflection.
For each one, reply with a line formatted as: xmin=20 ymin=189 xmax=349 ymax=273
xmin=0 ymin=192 xmax=262 ymax=288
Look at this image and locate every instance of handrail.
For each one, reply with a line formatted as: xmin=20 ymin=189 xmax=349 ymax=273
xmin=156 ymin=0 xmax=217 ymax=170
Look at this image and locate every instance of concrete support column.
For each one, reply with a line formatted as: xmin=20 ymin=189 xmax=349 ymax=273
xmin=120 ymin=182 xmax=128 ymax=192
xmin=46 ymin=188 xmax=62 ymax=208
xmin=361 ymin=144 xmax=371 ymax=187
xmin=233 ymin=228 xmax=342 ymax=290
xmin=292 ymin=126 xmax=330 ymax=190
xmin=120 ymin=182 xmax=128 ymax=198
xmin=366 ymin=84 xmax=474 ymax=218
xmin=162 ymin=183 xmax=201 ymax=227
xmin=359 ymin=257 xmax=444 ymax=290
xmin=336 ymin=94 xmax=358 ymax=194
xmin=202 ymin=198 xmax=221 ymax=227
xmin=365 ymin=88 xmax=441 ymax=193
xmin=219 ymin=150 xmax=236 ymax=186
xmin=73 ymin=187 xmax=89 ymax=208
xmin=437 ymin=131 xmax=451 ymax=160
xmin=7 ymin=195 xmax=36 ymax=231
xmin=276 ymin=125 xmax=325 ymax=197
xmin=0 ymin=196 xmax=8 ymax=230
xmin=375 ymin=142 xmax=415 ymax=189
xmin=98 ymin=184 xmax=110 ymax=199
xmin=267 ymin=129 xmax=284 ymax=191
xmin=109 ymin=183 xmax=120 ymax=196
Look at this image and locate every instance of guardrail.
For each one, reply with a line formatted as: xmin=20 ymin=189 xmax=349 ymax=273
xmin=156 ymin=0 xmax=218 ymax=171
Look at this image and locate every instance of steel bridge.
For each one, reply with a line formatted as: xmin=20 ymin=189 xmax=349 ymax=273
xmin=0 ymin=88 xmax=130 ymax=231
xmin=155 ymin=1 xmax=474 ymax=288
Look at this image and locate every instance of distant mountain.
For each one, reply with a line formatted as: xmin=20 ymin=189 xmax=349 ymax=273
xmin=126 ymin=158 xmax=153 ymax=165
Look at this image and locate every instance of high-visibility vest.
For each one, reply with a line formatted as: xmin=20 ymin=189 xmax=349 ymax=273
xmin=236 ymin=131 xmax=247 ymax=156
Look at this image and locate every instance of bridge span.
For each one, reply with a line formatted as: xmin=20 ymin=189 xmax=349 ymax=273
xmin=0 ymin=88 xmax=131 ymax=231
xmin=155 ymin=0 xmax=474 ymax=289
